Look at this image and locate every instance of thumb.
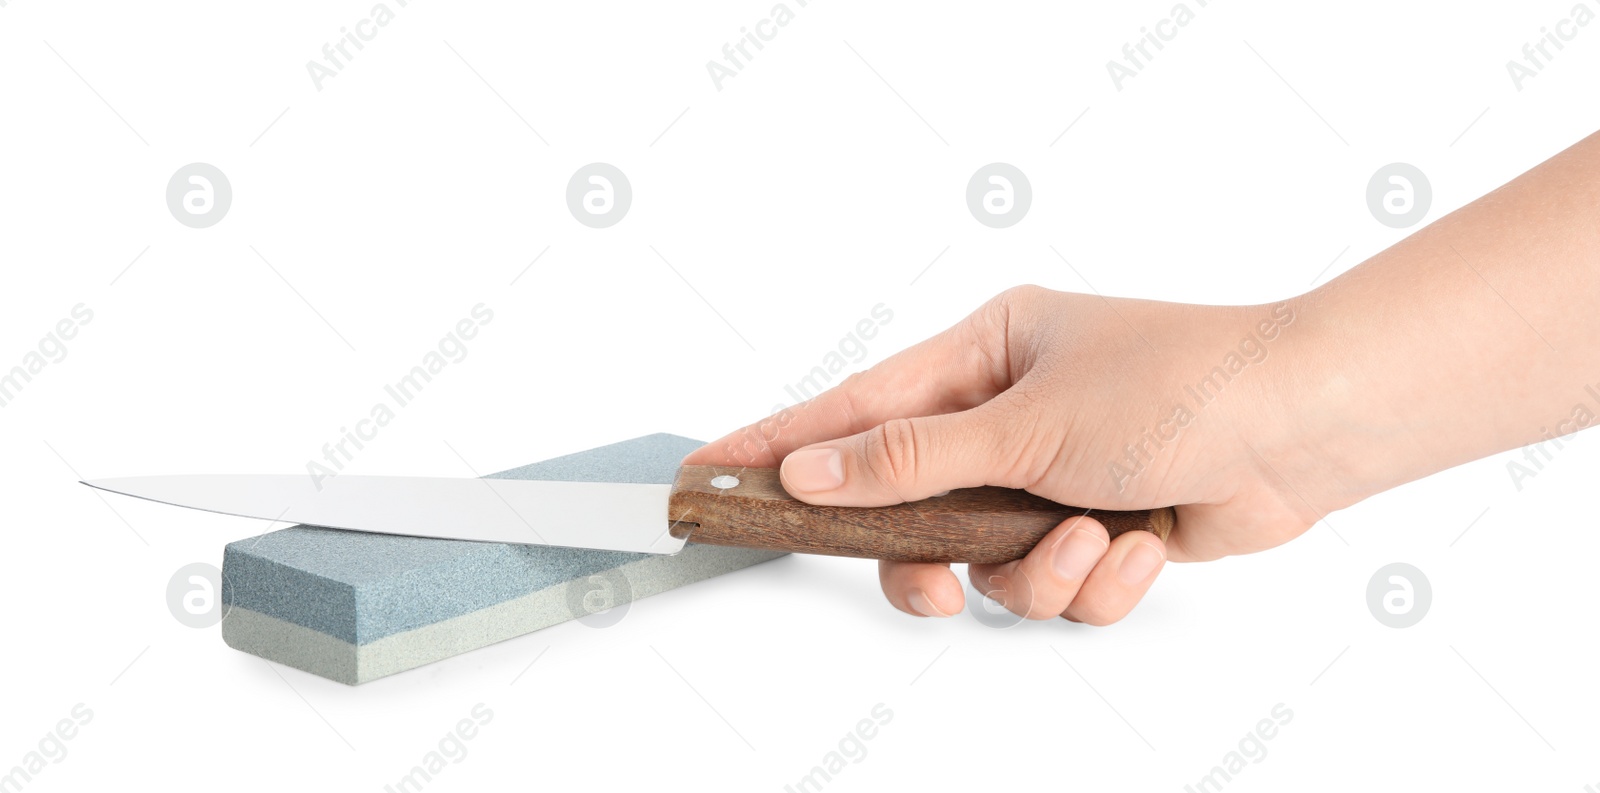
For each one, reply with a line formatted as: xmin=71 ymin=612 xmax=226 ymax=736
xmin=778 ymin=403 xmax=1025 ymax=507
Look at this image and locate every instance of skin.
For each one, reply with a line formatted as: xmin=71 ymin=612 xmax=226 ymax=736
xmin=683 ymin=129 xmax=1600 ymax=624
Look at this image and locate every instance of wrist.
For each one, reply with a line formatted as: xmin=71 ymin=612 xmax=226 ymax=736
xmin=1244 ymin=289 xmax=1419 ymax=515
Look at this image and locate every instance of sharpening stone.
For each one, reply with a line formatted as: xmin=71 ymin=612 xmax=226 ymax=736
xmin=220 ymin=433 xmax=785 ymax=685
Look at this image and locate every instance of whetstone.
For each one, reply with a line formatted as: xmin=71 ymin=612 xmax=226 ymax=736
xmin=219 ymin=433 xmax=785 ymax=685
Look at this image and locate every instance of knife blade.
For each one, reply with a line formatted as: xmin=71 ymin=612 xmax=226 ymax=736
xmin=83 ymin=466 xmax=1175 ymax=564
xmin=83 ymin=473 xmax=684 ymax=553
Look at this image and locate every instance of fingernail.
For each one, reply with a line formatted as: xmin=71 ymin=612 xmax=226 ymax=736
xmin=1117 ymin=541 xmax=1165 ymax=585
xmin=1052 ymin=526 xmax=1108 ymax=581
xmin=907 ymin=588 xmax=950 ymax=618
xmin=783 ymin=448 xmax=844 ymax=493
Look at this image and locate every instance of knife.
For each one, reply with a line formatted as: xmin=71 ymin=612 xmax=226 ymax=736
xmin=82 ymin=466 xmax=1174 ymax=565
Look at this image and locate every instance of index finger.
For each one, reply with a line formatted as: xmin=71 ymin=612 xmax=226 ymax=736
xmin=682 ymin=292 xmax=1022 ymax=468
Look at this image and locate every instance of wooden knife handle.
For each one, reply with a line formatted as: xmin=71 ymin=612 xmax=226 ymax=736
xmin=667 ymin=465 xmax=1175 ymax=565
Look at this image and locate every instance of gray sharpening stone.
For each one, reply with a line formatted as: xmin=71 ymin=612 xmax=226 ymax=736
xmin=220 ymin=433 xmax=785 ymax=685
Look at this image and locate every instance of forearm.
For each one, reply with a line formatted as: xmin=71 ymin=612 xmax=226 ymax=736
xmin=1284 ymin=130 xmax=1600 ymax=509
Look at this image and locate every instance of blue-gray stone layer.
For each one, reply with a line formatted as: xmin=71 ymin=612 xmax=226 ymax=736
xmin=219 ymin=433 xmax=783 ymax=684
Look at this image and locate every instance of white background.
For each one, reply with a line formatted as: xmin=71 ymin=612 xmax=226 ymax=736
xmin=3 ymin=1 xmax=1599 ymax=790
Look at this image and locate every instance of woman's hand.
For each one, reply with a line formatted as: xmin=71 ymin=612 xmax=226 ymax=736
xmin=684 ymin=285 xmax=1326 ymax=624
xmin=686 ymin=130 xmax=1600 ymax=625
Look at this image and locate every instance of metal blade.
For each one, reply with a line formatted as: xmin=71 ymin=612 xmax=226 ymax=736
xmin=81 ymin=474 xmax=685 ymax=554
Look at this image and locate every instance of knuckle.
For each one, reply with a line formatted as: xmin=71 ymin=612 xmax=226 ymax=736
xmin=809 ymin=372 xmax=866 ymax=424
xmin=868 ymin=418 xmax=922 ymax=487
xmin=990 ymin=284 xmax=1052 ymax=325
xmin=1067 ymin=594 xmax=1125 ymax=627
xmin=988 ymin=584 xmax=1050 ymax=620
xmin=836 ymin=370 xmax=870 ymax=394
xmin=1014 ymin=580 xmax=1070 ymax=621
xmin=999 ymin=283 xmax=1049 ymax=304
xmin=998 ymin=569 xmax=1053 ymax=620
xmin=1023 ymin=600 xmax=1062 ymax=621
xmin=969 ymin=285 xmax=1055 ymax=390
